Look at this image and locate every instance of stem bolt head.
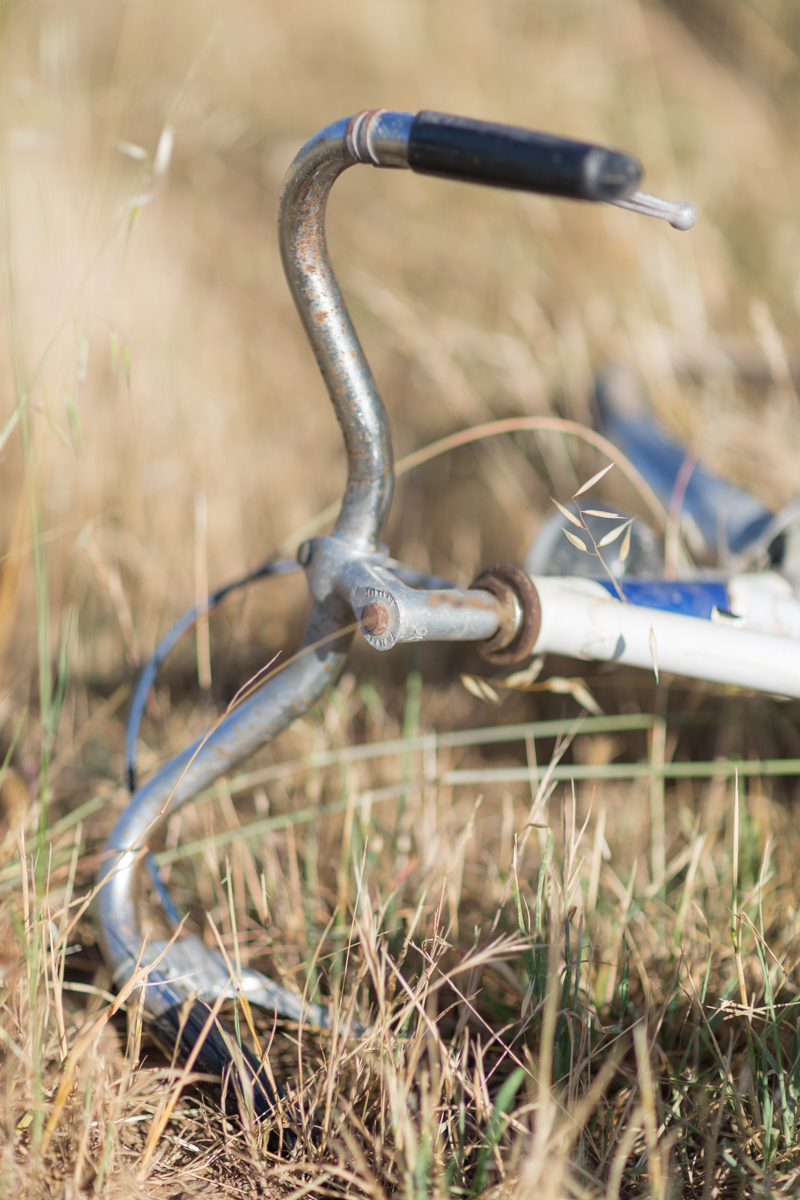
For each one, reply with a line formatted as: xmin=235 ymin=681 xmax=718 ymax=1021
xmin=360 ymin=602 xmax=391 ymax=636
xmin=297 ymin=540 xmax=313 ymax=567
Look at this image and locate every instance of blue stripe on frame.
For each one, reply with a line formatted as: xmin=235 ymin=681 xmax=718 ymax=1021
xmin=593 ymin=578 xmax=730 ymax=619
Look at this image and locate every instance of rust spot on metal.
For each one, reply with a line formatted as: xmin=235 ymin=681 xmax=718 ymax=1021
xmin=471 ymin=565 xmax=541 ymax=664
xmin=361 ymin=602 xmax=391 ymax=636
xmin=426 ymin=590 xmax=496 ymax=611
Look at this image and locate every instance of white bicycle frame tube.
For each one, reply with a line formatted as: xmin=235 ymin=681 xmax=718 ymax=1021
xmin=530 ymin=575 xmax=800 ymax=696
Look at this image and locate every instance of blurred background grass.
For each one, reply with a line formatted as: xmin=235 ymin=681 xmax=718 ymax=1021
xmin=2 ymin=0 xmax=800 ymax=702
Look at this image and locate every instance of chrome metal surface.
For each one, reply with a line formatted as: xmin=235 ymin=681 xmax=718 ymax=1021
xmin=99 ymin=118 xmax=396 ymax=1026
xmin=301 ymin=534 xmax=504 ymax=649
xmin=97 ymin=595 xmax=353 ymax=1017
xmin=278 ymin=118 xmax=395 ymax=551
xmin=351 ymin=578 xmax=501 ymax=649
xmin=347 ymin=109 xmax=413 ymax=167
xmin=610 ymin=190 xmax=696 ymax=230
xmin=139 ymin=936 xmax=332 ymax=1027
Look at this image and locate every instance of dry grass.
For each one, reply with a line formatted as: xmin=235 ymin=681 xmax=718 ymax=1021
xmin=4 ymin=0 xmax=800 ymax=1195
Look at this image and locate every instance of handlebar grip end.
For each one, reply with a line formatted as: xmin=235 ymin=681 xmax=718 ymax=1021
xmin=669 ymin=201 xmax=697 ymax=231
xmin=585 ymin=147 xmax=642 ymax=202
xmin=407 ymin=111 xmax=641 ymax=202
xmin=611 ymin=191 xmax=697 ymax=230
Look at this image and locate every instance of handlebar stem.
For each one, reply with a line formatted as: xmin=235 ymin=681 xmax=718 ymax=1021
xmin=300 ymin=534 xmax=505 ymax=648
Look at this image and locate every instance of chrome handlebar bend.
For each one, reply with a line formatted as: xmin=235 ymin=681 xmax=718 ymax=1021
xmin=97 ymin=110 xmax=696 ymax=1124
xmin=278 ymin=115 xmax=395 ymax=551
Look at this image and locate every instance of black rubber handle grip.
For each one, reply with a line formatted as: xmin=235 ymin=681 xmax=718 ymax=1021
xmin=408 ymin=111 xmax=641 ymax=202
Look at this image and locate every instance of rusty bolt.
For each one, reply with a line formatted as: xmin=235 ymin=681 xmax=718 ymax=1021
xmin=360 ymin=602 xmax=391 ymax=636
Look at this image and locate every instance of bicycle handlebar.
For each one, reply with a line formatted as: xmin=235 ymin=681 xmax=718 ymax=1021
xmin=407 ymin=110 xmax=641 ymax=201
xmin=345 ymin=109 xmax=696 ymax=228
xmin=97 ymin=108 xmax=699 ymax=1144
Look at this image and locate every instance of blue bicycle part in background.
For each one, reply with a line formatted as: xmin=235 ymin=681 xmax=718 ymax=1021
xmin=592 ymin=362 xmax=776 ymax=561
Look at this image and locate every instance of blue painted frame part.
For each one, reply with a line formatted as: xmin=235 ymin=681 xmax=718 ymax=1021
xmin=594 ymin=578 xmax=730 ymax=618
xmin=595 ymin=388 xmax=773 ymax=556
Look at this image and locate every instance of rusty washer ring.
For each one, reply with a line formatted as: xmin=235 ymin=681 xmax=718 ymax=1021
xmin=470 ymin=564 xmax=541 ymax=664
